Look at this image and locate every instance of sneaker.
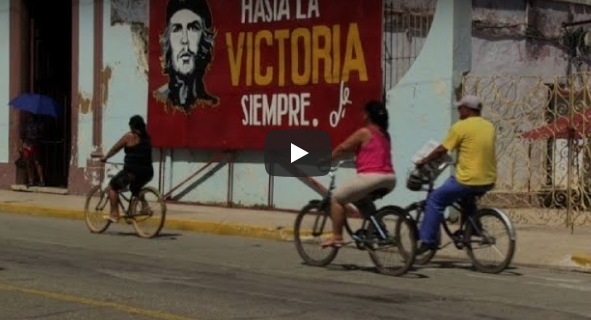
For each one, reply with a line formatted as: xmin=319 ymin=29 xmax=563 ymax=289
xmin=416 ymin=241 xmax=438 ymax=255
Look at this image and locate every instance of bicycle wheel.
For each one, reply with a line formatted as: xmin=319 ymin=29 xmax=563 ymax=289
xmin=84 ymin=185 xmax=111 ymax=233
xmin=395 ymin=212 xmax=439 ymax=265
xmin=367 ymin=206 xmax=416 ymax=276
xmin=130 ymin=187 xmax=167 ymax=239
xmin=465 ymin=207 xmax=516 ymax=274
xmin=293 ymin=202 xmax=338 ymax=267
xmin=413 ymin=230 xmax=440 ymax=265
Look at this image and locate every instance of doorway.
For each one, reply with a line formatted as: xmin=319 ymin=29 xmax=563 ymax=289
xmin=18 ymin=0 xmax=72 ymax=188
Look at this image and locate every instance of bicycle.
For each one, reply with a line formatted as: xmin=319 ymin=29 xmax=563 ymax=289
xmin=397 ymin=162 xmax=516 ymax=274
xmin=84 ymin=154 xmax=167 ymax=239
xmin=293 ymin=159 xmax=417 ymax=276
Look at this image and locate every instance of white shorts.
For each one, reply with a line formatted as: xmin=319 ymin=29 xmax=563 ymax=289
xmin=333 ymin=173 xmax=397 ymax=205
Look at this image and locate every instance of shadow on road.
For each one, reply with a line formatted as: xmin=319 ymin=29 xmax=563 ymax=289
xmin=312 ymin=259 xmax=522 ymax=279
xmin=319 ymin=263 xmax=430 ymax=279
xmin=418 ymin=260 xmax=523 ymax=276
xmin=103 ymin=231 xmax=183 ymax=240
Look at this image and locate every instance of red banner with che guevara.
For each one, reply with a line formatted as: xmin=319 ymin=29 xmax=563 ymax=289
xmin=147 ymin=0 xmax=383 ymax=150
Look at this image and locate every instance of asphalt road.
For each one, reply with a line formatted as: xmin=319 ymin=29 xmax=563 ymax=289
xmin=0 ymin=213 xmax=590 ymax=320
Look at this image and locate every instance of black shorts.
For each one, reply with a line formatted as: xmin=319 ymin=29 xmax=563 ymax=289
xmin=109 ymin=170 xmax=153 ymax=195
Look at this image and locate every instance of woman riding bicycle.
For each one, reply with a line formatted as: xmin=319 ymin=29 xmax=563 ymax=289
xmin=100 ymin=115 xmax=154 ymax=222
xmin=320 ymin=100 xmax=397 ymax=248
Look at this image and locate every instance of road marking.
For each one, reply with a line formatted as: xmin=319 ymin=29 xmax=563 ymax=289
xmin=0 ymin=281 xmax=202 ymax=320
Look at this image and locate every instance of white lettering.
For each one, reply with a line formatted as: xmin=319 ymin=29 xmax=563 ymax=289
xmin=241 ymin=95 xmax=249 ymax=125
xmin=277 ymin=0 xmax=290 ymax=20
xmin=308 ymin=0 xmax=320 ymax=18
xmin=263 ymin=94 xmax=276 ymax=124
xmin=243 ymin=0 xmax=294 ymax=23
xmin=253 ymin=94 xmax=262 ymax=125
xmin=242 ymin=0 xmax=253 ymax=24
xmin=296 ymin=0 xmax=306 ymax=19
xmin=254 ymin=0 xmax=266 ymax=23
xmin=300 ymin=92 xmax=310 ymax=125
xmin=329 ymin=81 xmax=352 ymax=127
xmin=241 ymin=93 xmax=311 ymax=126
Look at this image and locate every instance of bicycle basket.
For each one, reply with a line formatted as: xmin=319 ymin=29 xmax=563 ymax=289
xmin=406 ymin=168 xmax=432 ymax=191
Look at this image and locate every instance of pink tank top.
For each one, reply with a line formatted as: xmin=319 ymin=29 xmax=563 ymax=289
xmin=356 ymin=125 xmax=395 ymax=174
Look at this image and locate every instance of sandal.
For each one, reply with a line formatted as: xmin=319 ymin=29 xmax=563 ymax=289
xmin=320 ymin=238 xmax=344 ymax=248
xmin=103 ymin=215 xmax=120 ymax=223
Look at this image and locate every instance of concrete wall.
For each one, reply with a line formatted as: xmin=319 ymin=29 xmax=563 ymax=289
xmin=0 ymin=0 xmax=9 ymax=163
xmin=78 ymin=0 xmax=96 ymax=178
xmin=471 ymin=0 xmax=591 ymax=78
xmin=385 ymin=0 xmax=472 ymax=208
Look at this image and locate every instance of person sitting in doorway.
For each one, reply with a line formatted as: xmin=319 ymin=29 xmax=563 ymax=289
xmin=100 ymin=115 xmax=154 ymax=222
xmin=20 ymin=114 xmax=45 ymax=187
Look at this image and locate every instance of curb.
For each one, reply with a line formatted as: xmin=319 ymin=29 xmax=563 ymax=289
xmin=0 ymin=202 xmax=295 ymax=242
xmin=570 ymin=252 xmax=591 ymax=270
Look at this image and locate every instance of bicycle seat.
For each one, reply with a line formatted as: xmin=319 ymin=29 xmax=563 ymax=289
xmin=368 ymin=188 xmax=391 ymax=201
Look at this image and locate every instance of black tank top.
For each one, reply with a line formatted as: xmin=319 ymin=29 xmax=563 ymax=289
xmin=124 ymin=133 xmax=153 ymax=174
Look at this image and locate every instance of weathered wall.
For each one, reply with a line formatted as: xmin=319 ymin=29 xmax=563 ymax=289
xmin=77 ymin=0 xmax=96 ymax=177
xmin=0 ymin=0 xmax=9 ymax=163
xmin=101 ymin=0 xmax=149 ymax=170
xmin=80 ymin=0 xmax=469 ymax=210
xmin=386 ymin=0 xmax=472 ymax=207
xmin=471 ymin=0 xmax=591 ymax=77
xmin=102 ymin=0 xmax=275 ymax=207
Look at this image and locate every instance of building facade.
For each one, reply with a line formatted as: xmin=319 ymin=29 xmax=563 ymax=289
xmin=1 ymin=0 xmax=590 ymax=214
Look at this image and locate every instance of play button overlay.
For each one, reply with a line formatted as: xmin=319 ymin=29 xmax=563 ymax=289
xmin=291 ymin=143 xmax=308 ymax=163
xmin=264 ymin=129 xmax=332 ymax=177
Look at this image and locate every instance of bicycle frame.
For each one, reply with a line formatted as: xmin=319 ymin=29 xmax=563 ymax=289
xmin=407 ymin=162 xmax=490 ymax=247
xmin=318 ymin=160 xmax=391 ymax=246
xmin=97 ymin=161 xmax=139 ymax=217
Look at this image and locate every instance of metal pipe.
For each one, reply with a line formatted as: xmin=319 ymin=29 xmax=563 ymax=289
xmin=158 ymin=148 xmax=164 ymax=194
xmin=227 ymin=151 xmax=234 ymax=205
xmin=562 ymin=19 xmax=591 ymax=28
xmin=163 ymin=150 xmax=230 ymax=200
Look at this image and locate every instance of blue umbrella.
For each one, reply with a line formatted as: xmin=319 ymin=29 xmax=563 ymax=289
xmin=8 ymin=93 xmax=62 ymax=118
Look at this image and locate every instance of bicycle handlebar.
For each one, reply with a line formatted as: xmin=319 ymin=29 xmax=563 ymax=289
xmin=435 ymin=160 xmax=455 ymax=171
xmin=89 ymin=153 xmax=123 ymax=166
xmin=331 ymin=159 xmax=353 ymax=172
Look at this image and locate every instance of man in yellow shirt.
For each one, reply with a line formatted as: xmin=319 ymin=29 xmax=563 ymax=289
xmin=414 ymin=95 xmax=497 ymax=254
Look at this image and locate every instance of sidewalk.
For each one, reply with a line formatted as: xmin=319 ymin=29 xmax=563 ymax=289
xmin=1 ymin=188 xmax=591 ymax=273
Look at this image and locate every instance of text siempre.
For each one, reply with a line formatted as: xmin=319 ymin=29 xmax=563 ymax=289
xmin=227 ymin=0 xmax=369 ymax=127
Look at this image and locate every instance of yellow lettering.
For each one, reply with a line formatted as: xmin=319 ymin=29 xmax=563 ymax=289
xmin=226 ymin=32 xmax=245 ymax=86
xmin=246 ymin=32 xmax=254 ymax=86
xmin=291 ymin=28 xmax=311 ymax=86
xmin=275 ymin=30 xmax=289 ymax=87
xmin=225 ymin=23 xmax=369 ymax=87
xmin=332 ymin=25 xmax=340 ymax=83
xmin=312 ymin=25 xmax=332 ymax=84
xmin=341 ymin=23 xmax=368 ymax=82
xmin=254 ymin=30 xmax=273 ymax=86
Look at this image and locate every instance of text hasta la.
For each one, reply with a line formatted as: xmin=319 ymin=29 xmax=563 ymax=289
xmin=242 ymin=0 xmax=320 ymax=23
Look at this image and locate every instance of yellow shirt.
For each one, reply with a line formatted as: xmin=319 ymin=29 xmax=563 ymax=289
xmin=442 ymin=117 xmax=497 ymax=186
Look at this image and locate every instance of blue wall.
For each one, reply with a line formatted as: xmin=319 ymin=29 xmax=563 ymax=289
xmin=77 ymin=0 xmax=96 ymax=175
xmin=385 ymin=0 xmax=472 ymax=209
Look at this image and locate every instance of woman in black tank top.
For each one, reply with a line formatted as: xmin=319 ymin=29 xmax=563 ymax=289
xmin=100 ymin=115 xmax=154 ymax=222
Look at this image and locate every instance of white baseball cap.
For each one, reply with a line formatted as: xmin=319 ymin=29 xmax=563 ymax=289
xmin=454 ymin=95 xmax=482 ymax=111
